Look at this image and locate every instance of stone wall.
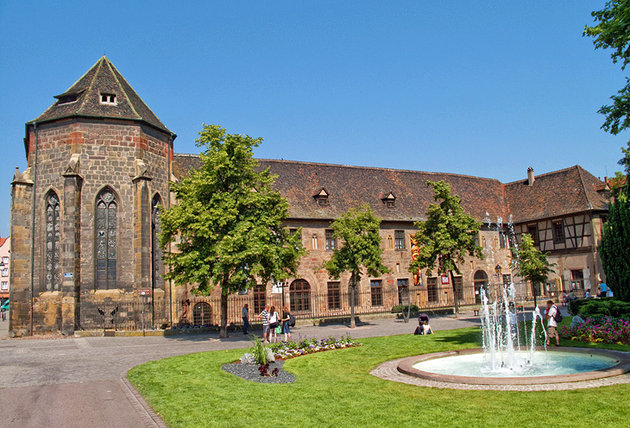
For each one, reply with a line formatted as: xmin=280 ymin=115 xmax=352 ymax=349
xmin=11 ymin=118 xmax=172 ymax=335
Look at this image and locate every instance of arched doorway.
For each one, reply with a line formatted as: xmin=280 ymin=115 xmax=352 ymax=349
xmin=290 ymin=279 xmax=311 ymax=312
xmin=473 ymin=270 xmax=488 ymax=304
xmin=193 ymin=302 xmax=212 ymax=326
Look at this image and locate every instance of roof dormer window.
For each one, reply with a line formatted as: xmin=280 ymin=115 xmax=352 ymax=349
xmin=314 ymin=188 xmax=329 ymax=206
xmin=54 ymin=89 xmax=84 ymax=105
xmin=100 ymin=93 xmax=117 ymax=105
xmin=57 ymin=94 xmax=79 ymax=105
xmin=381 ymin=192 xmax=396 ymax=208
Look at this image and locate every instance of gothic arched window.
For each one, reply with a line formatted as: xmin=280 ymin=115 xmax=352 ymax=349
xmin=151 ymin=194 xmax=163 ymax=291
xmin=95 ymin=188 xmax=117 ymax=289
xmin=45 ymin=192 xmax=60 ymax=291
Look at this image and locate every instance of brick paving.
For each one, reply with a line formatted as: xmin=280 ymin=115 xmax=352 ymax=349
xmin=0 ymin=312 xmax=478 ymax=427
xmin=2 ymin=307 xmax=627 ymax=427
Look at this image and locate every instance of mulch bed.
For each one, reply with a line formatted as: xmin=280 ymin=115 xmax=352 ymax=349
xmin=221 ymin=361 xmax=296 ymax=384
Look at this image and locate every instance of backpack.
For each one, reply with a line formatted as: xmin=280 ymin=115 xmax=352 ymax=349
xmin=288 ymin=314 xmax=296 ymax=327
xmin=552 ymin=305 xmax=563 ymax=323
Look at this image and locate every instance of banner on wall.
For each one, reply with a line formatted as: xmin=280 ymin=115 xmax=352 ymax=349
xmin=410 ymin=237 xmax=422 ymax=286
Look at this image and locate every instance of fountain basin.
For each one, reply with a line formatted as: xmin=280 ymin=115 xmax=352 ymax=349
xmin=397 ymin=348 xmax=630 ymax=385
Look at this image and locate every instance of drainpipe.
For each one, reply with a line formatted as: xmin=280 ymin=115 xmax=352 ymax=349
xmin=29 ymin=122 xmax=39 ymax=336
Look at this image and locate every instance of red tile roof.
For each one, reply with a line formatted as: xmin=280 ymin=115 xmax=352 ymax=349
xmin=504 ymin=166 xmax=608 ymax=223
xmin=173 ymin=155 xmax=608 ymax=223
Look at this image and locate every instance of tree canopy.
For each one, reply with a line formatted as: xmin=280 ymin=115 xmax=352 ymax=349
xmin=409 ymin=180 xmax=483 ymax=314
xmin=585 ymin=1 xmax=630 ymax=300
xmin=160 ymin=124 xmax=306 ymax=337
xmin=585 ymin=0 xmax=630 ymax=136
xmin=510 ymin=234 xmax=554 ymax=307
xmin=323 ymin=204 xmax=389 ymax=328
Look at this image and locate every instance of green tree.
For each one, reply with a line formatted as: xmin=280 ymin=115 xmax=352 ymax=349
xmin=600 ymin=192 xmax=630 ymax=301
xmin=409 ymin=181 xmax=483 ymax=316
xmin=323 ymin=204 xmax=389 ymax=328
xmin=160 ymin=124 xmax=306 ymax=338
xmin=510 ymin=234 xmax=555 ymax=308
xmin=584 ymin=0 xmax=630 ymax=138
xmin=585 ymin=2 xmax=630 ymax=300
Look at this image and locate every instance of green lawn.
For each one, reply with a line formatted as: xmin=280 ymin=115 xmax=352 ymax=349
xmin=128 ymin=328 xmax=630 ymax=428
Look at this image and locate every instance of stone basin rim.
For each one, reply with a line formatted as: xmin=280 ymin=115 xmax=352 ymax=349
xmin=396 ymin=347 xmax=630 ymax=385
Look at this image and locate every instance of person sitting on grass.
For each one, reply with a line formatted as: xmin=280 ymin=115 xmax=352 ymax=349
xmin=422 ymin=320 xmax=433 ymax=335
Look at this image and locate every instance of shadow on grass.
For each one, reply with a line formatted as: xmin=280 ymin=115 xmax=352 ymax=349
xmin=432 ymin=329 xmax=482 ymax=346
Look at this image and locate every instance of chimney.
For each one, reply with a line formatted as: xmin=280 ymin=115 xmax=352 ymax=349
xmin=527 ymin=167 xmax=535 ymax=186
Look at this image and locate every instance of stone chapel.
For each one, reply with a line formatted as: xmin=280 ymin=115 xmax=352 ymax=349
xmin=10 ymin=56 xmax=176 ymax=335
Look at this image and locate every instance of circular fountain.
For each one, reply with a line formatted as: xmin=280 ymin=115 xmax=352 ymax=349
xmin=397 ymin=347 xmax=630 ymax=385
xmin=395 ymin=280 xmax=630 ymax=386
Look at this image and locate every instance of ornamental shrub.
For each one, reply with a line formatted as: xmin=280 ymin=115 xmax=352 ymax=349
xmin=568 ymin=298 xmax=630 ymax=319
xmin=390 ymin=305 xmax=420 ymax=314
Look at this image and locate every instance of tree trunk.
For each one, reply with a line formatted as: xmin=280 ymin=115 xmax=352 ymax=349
xmin=532 ymin=281 xmax=538 ymax=311
xmin=219 ymin=290 xmax=229 ymax=338
xmin=405 ymin=285 xmax=411 ymax=323
xmin=450 ymin=271 xmax=459 ymax=318
xmin=350 ymin=272 xmax=356 ymax=329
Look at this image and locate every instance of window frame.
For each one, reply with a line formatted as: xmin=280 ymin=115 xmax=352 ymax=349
xmin=427 ymin=277 xmax=439 ymax=303
xmin=327 ymin=281 xmax=341 ymax=310
xmin=394 ymin=230 xmax=405 ymax=250
xmin=44 ymin=191 xmax=61 ymax=291
xmin=325 ymin=229 xmax=337 ymax=251
xmin=370 ymin=280 xmax=383 ymax=307
xmin=552 ymin=220 xmax=565 ymax=244
xmin=95 ymin=188 xmax=118 ymax=290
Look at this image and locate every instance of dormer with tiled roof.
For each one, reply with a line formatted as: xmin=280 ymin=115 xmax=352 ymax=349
xmin=30 ymin=56 xmax=174 ymax=136
xmin=313 ymin=188 xmax=330 ymax=206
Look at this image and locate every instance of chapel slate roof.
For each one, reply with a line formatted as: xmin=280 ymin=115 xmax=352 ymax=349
xmin=172 ymin=154 xmax=509 ymax=222
xmin=30 ymin=56 xmax=173 ymax=135
xmin=504 ymin=165 xmax=608 ymax=223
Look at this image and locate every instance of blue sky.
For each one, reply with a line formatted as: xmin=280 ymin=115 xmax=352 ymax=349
xmin=0 ymin=1 xmax=626 ymax=236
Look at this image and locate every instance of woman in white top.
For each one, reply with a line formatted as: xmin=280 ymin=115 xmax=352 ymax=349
xmin=268 ymin=305 xmax=279 ymax=343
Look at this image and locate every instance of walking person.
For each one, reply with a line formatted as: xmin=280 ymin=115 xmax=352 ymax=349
xmin=242 ymin=303 xmax=249 ymax=335
xmin=269 ymin=305 xmax=279 ymax=343
xmin=545 ymin=300 xmax=561 ymax=346
xmin=281 ymin=305 xmax=292 ymax=341
xmin=260 ymin=304 xmax=270 ymax=344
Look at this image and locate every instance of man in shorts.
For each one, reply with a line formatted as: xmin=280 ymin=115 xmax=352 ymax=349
xmin=260 ymin=304 xmax=270 ymax=344
xmin=545 ymin=300 xmax=560 ymax=346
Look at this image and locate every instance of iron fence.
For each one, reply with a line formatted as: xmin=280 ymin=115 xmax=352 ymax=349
xmin=77 ymin=280 xmax=572 ymax=331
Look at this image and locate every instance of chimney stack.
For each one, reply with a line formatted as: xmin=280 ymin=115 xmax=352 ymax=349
xmin=527 ymin=167 xmax=535 ymax=186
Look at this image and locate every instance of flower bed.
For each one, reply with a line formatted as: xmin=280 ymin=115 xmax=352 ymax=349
xmin=269 ymin=336 xmax=361 ymax=360
xmin=559 ymin=316 xmax=630 ymax=345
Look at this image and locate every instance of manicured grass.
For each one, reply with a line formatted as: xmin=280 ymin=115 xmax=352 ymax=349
xmin=128 ymin=328 xmax=630 ymax=428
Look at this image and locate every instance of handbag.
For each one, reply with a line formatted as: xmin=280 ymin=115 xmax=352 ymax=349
xmin=276 ymin=325 xmax=282 ymax=334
